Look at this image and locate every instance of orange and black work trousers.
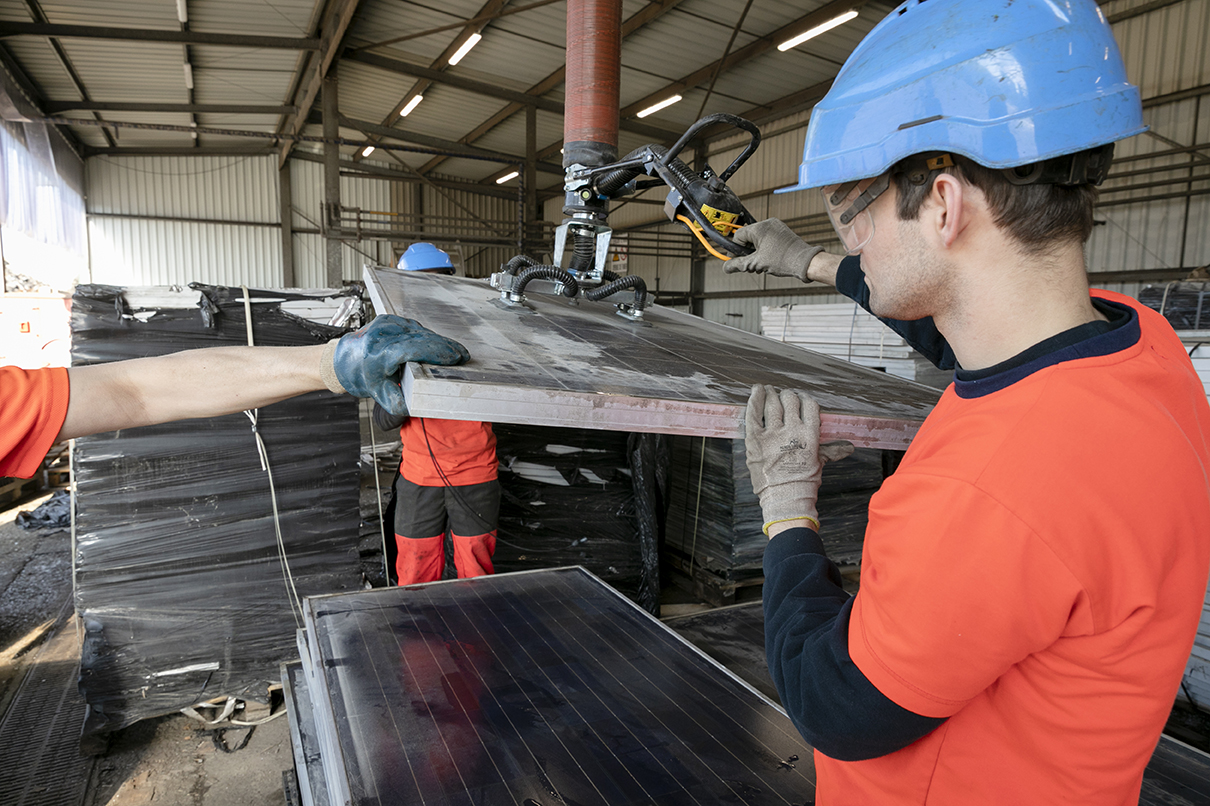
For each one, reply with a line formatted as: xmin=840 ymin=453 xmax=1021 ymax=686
xmin=393 ymin=476 xmax=501 ymax=586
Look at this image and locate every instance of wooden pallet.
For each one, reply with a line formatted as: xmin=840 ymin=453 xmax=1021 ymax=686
xmin=663 ymin=549 xmax=764 ymax=607
xmin=0 ymin=476 xmax=40 ymax=509
xmin=40 ymin=444 xmax=70 ymax=489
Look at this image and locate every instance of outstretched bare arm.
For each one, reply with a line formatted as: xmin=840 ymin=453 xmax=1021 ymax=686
xmin=60 ymin=344 xmax=328 ymax=440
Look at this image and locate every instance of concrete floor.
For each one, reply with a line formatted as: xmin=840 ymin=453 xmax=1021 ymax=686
xmin=84 ymin=704 xmax=293 ymax=806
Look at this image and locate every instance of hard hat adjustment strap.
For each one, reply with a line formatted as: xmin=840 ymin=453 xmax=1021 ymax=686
xmin=897 ymin=152 xmax=955 ymax=186
xmin=1001 ymin=143 xmax=1116 ymax=187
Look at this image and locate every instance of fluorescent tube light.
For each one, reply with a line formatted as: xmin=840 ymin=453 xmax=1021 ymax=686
xmin=176 ymin=0 xmax=188 ymax=24
xmin=496 ymin=171 xmax=519 ymax=184
xmin=778 ymin=10 xmax=859 ymax=52
xmin=399 ymin=95 xmax=423 ymax=117
xmin=362 ymin=146 xmax=375 ymax=157
xmin=448 ymin=33 xmax=482 ymax=66
xmin=183 ymin=62 xmax=193 ymax=90
xmin=636 ymin=94 xmax=682 ymax=119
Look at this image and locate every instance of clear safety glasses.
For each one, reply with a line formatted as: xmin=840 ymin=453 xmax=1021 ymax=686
xmin=821 ymin=173 xmax=891 ymax=254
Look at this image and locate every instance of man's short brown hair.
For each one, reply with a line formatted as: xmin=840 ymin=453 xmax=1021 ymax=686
xmin=892 ymin=154 xmax=1098 ymax=253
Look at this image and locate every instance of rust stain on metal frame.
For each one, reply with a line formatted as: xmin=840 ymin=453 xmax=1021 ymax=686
xmin=367 ymin=266 xmax=941 ymax=449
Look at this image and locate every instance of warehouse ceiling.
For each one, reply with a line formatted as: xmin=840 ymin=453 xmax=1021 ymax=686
xmin=0 ymin=0 xmax=913 ymax=196
xmin=0 ymin=0 xmax=1158 ymax=204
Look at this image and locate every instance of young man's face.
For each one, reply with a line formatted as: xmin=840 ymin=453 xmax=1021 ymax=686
xmin=859 ymin=182 xmax=952 ymax=323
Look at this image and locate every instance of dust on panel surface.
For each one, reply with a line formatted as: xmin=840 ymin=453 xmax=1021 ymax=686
xmin=304 ymin=567 xmax=816 ymax=805
xmin=367 ymin=268 xmax=941 ymax=424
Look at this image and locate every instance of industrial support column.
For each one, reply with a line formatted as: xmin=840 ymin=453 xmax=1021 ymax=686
xmin=280 ymin=161 xmax=295 ymax=287
xmin=562 ymin=0 xmax=621 ymax=220
xmin=323 ymin=73 xmax=342 ymax=288
xmin=525 ymin=104 xmax=538 ymax=255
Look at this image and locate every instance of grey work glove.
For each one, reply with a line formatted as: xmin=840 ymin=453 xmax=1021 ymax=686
xmin=320 ymin=314 xmax=470 ymax=416
xmin=725 ymin=218 xmax=824 ymax=283
xmin=745 ymin=384 xmax=854 ymax=535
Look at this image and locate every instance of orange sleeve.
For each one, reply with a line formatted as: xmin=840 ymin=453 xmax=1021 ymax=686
xmin=0 ymin=366 xmax=70 ymax=479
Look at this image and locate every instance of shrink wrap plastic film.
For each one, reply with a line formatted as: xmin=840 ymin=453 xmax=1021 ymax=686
xmin=664 ymin=437 xmax=886 ymax=579
xmin=1139 ymin=282 xmax=1210 ymax=331
xmin=491 ymin=424 xmax=666 ymax=612
xmin=71 ymin=284 xmax=363 ymax=738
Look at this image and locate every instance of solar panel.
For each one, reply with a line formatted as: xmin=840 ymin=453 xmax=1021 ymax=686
xmin=364 ymin=267 xmax=940 ymax=449
xmin=296 ymin=567 xmax=816 ymax=805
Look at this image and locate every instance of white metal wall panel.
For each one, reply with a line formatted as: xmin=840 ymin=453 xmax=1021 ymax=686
xmin=288 ymin=157 xmax=396 ymax=287
xmin=86 ymin=154 xmax=283 ymax=286
xmin=88 ymin=217 xmax=280 ymax=287
xmin=88 ymin=155 xmax=279 ymax=220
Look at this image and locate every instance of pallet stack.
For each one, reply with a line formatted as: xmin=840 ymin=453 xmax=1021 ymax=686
xmin=761 ymin=302 xmax=952 ymax=389
xmin=71 ymin=284 xmax=365 ymax=741
xmin=662 ymin=437 xmax=888 ymax=605
xmin=1139 ymin=283 xmax=1210 ymax=712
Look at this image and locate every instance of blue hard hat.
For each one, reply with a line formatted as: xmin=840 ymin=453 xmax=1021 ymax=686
xmin=779 ymin=0 xmax=1147 ymax=192
xmin=397 ymin=243 xmax=455 ymax=273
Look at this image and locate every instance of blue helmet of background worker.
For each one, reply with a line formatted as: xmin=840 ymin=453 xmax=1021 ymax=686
xmin=396 ymin=242 xmax=455 ymax=274
xmin=780 ymin=0 xmax=1147 ymax=252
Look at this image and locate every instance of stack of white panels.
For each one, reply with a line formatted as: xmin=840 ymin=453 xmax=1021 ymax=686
xmin=761 ymin=303 xmax=952 ymax=389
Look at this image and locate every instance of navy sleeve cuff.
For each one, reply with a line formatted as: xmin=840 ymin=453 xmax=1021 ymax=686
xmin=763 ymin=527 xmax=947 ymax=760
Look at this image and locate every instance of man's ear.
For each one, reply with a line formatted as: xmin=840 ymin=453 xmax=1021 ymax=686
xmin=929 ymin=173 xmax=970 ymax=249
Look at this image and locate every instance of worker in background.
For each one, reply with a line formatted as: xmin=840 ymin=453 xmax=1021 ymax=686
xmin=0 ymin=313 xmax=469 ymax=480
xmin=374 ymin=243 xmax=499 ymax=586
xmin=726 ymin=1 xmax=1210 ymax=803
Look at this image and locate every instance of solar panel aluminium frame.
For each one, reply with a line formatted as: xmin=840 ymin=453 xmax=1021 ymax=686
xmin=363 ymin=265 xmax=940 ymax=450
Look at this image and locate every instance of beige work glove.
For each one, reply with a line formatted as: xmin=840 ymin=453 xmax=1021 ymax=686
xmin=725 ymin=218 xmax=825 ymax=283
xmin=745 ymin=384 xmax=855 ymax=535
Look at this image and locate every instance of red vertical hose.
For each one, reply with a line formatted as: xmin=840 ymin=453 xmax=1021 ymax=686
xmin=564 ymin=0 xmax=621 ymax=165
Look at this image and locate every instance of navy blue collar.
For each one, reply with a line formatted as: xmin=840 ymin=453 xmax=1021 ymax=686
xmin=953 ymin=299 xmax=1139 ymax=399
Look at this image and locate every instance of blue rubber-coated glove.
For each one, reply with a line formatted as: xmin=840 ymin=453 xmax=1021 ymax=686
xmin=320 ymin=314 xmax=469 ymax=416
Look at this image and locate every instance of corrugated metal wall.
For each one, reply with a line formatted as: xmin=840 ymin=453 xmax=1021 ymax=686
xmin=86 ymin=153 xmax=519 ymax=289
xmin=88 ymin=154 xmax=395 ymax=289
xmin=289 ymin=158 xmax=394 ymax=287
xmin=86 ymin=155 xmax=283 ymax=287
xmin=1088 ymin=0 xmax=1210 ymax=274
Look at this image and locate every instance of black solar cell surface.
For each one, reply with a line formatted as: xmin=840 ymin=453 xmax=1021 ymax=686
xmin=304 ymin=567 xmax=816 ymax=806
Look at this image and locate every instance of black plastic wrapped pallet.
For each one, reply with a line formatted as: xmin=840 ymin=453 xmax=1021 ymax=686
xmin=71 ymin=284 xmax=364 ymax=739
xmin=664 ymin=435 xmax=884 ymax=580
xmin=1139 ymin=282 xmax=1210 ymax=331
xmin=492 ymin=424 xmax=659 ymax=609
